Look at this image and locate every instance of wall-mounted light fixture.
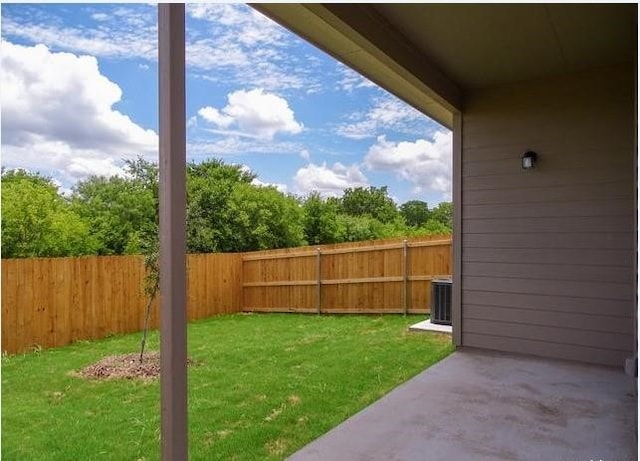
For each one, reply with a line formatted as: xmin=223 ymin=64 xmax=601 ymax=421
xmin=521 ymin=151 xmax=537 ymax=170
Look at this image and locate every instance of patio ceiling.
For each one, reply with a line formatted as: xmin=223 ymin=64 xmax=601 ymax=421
xmin=375 ymin=3 xmax=636 ymax=89
xmin=252 ymin=3 xmax=636 ymax=128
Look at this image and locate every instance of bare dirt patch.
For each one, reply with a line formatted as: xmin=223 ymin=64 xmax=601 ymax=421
xmin=74 ymin=352 xmax=194 ymax=381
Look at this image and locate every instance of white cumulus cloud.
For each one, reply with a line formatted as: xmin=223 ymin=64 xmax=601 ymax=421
xmin=252 ymin=178 xmax=289 ymax=194
xmin=1 ymin=40 xmax=158 ymax=183
xmin=365 ymin=131 xmax=452 ymax=199
xmin=238 ymin=164 xmax=288 ymax=193
xmin=294 ymin=162 xmax=368 ymax=197
xmin=197 ymin=89 xmax=303 ymax=140
xmin=198 ymin=107 xmax=234 ymax=129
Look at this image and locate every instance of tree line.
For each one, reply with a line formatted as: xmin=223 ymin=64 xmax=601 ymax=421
xmin=1 ymin=158 xmax=452 ymax=259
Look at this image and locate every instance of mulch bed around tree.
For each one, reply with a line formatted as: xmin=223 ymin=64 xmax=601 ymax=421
xmin=75 ymin=352 xmax=194 ymax=381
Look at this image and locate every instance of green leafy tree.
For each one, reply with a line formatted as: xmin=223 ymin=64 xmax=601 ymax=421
xmin=400 ymin=200 xmax=431 ymax=227
xmin=1 ymin=169 xmax=97 ymax=258
xmin=413 ymin=219 xmax=450 ymax=236
xmin=124 ymin=157 xmax=159 ymax=193
xmin=224 ymin=183 xmax=305 ymax=251
xmin=340 ymin=186 xmax=399 ymax=224
xmin=334 ymin=215 xmax=380 ymax=242
xmin=431 ymin=202 xmax=453 ymax=229
xmin=186 ymin=159 xmax=255 ymax=253
xmin=334 ymin=214 xmax=408 ymax=242
xmin=302 ymin=192 xmax=342 ymax=245
xmin=71 ymin=159 xmax=157 ymax=255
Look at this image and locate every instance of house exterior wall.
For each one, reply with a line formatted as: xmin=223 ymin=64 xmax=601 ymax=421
xmin=461 ymin=65 xmax=635 ymax=367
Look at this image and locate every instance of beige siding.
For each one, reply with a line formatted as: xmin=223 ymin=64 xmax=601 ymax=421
xmin=461 ymin=65 xmax=635 ymax=367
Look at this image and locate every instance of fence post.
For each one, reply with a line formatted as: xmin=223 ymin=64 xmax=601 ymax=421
xmin=316 ymin=247 xmax=322 ymax=315
xmin=402 ymin=239 xmax=408 ymax=316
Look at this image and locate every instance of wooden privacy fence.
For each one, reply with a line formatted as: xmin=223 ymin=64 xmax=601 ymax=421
xmin=242 ymin=235 xmax=451 ymax=314
xmin=1 ymin=253 xmax=243 ymax=355
xmin=2 ymin=235 xmax=451 ymax=354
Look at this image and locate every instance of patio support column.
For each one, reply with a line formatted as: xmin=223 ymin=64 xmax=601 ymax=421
xmin=158 ymin=4 xmax=188 ymax=460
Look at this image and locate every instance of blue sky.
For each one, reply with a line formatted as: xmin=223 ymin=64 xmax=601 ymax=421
xmin=1 ymin=3 xmax=452 ymax=206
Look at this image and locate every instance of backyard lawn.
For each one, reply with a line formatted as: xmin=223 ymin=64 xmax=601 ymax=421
xmin=2 ymin=313 xmax=453 ymax=460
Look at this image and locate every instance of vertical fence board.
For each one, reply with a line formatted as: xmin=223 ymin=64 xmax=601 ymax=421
xmin=49 ymin=259 xmax=59 ymax=347
xmin=16 ymin=260 xmax=33 ymax=349
xmin=197 ymin=254 xmax=206 ymax=319
xmin=128 ymin=256 xmax=141 ymax=335
xmin=186 ymin=255 xmax=195 ymax=321
xmin=118 ymin=257 xmax=126 ymax=336
xmin=53 ymin=259 xmax=69 ymax=347
xmin=2 ymin=260 xmax=17 ymax=354
xmin=70 ymin=258 xmax=82 ymax=343
xmin=105 ymin=258 xmax=115 ymax=336
xmin=208 ymin=253 xmax=217 ymax=316
xmin=205 ymin=254 xmax=215 ymax=317
xmin=43 ymin=259 xmax=54 ymax=349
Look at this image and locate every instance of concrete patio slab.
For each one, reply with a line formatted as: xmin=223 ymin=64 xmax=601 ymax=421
xmin=289 ymin=349 xmax=636 ymax=461
xmin=408 ymin=319 xmax=452 ymax=335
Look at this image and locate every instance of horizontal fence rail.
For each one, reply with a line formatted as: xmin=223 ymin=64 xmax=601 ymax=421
xmin=2 ymin=235 xmax=451 ymax=355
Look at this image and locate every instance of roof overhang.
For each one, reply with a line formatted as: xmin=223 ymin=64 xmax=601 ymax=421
xmin=252 ymin=3 xmax=636 ymax=131
xmin=252 ymin=3 xmax=463 ymax=129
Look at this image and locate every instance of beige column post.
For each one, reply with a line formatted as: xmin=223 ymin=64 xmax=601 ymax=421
xmin=158 ymin=4 xmax=188 ymax=460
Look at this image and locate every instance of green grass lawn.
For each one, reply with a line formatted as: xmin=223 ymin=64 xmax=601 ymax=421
xmin=2 ymin=313 xmax=453 ymax=460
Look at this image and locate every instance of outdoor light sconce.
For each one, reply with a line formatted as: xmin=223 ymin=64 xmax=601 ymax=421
xmin=521 ymin=151 xmax=537 ymax=170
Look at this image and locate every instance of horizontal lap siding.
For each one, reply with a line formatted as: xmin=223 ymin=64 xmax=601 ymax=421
xmin=464 ymin=276 xmax=633 ymax=301
xmin=463 ymin=262 xmax=633 ymax=284
xmin=463 ymin=290 xmax=630 ymax=317
xmin=463 ymin=333 xmax=629 ymax=368
xmin=464 ymin=304 xmax=630 ymax=334
xmin=461 ymin=66 xmax=635 ymax=367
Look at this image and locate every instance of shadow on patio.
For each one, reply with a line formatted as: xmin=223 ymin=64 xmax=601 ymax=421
xmin=289 ymin=349 xmax=636 ymax=461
